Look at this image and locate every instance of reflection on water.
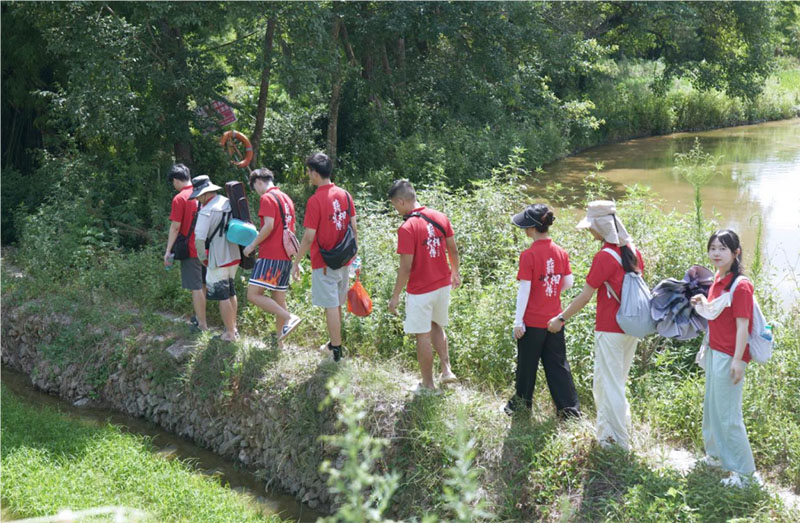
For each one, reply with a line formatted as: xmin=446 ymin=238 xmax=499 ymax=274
xmin=0 ymin=366 xmax=321 ymax=523
xmin=541 ymin=118 xmax=800 ymax=305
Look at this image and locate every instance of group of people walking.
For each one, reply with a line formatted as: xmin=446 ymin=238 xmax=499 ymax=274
xmin=164 ymin=153 xmax=761 ymax=488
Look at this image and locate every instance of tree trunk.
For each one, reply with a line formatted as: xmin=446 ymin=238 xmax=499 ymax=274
xmin=160 ymin=19 xmax=193 ymax=166
xmin=251 ymin=16 xmax=277 ymax=167
xmin=326 ymin=18 xmax=343 ymax=163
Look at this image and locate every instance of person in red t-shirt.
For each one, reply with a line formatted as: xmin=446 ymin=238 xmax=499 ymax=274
xmin=242 ymin=168 xmax=302 ymax=343
xmin=387 ymin=180 xmax=461 ymax=393
xmin=505 ymin=204 xmax=580 ymax=418
xmin=546 ymin=201 xmax=644 ymax=451
xmin=292 ymin=152 xmax=358 ymax=362
xmin=690 ymin=229 xmax=758 ymax=487
xmin=164 ymin=164 xmax=207 ymax=331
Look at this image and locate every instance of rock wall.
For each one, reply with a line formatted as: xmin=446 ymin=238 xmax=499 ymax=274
xmin=1 ymin=305 xmax=339 ymax=511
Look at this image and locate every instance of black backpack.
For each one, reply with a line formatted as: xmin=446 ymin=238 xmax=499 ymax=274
xmin=318 ymin=192 xmax=357 ymax=270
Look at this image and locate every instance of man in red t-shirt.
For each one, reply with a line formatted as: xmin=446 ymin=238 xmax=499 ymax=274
xmin=292 ymin=153 xmax=357 ymax=362
xmin=387 ymin=180 xmax=461 ymax=392
xmin=243 ymin=168 xmax=302 ymax=343
xmin=164 ymin=164 xmax=207 ymax=330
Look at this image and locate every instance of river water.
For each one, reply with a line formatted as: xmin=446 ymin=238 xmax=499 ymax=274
xmin=0 ymin=366 xmax=321 ymax=522
xmin=541 ymin=118 xmax=800 ymax=305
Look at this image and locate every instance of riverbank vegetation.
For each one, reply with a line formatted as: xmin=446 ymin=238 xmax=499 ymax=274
xmin=3 ymin=175 xmax=800 ymax=520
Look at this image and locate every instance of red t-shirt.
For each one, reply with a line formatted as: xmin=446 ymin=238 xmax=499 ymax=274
xmin=516 ymin=239 xmax=572 ymax=328
xmin=169 ymin=185 xmax=198 ymax=259
xmin=303 ymin=184 xmax=356 ymax=270
xmin=585 ymin=243 xmax=646 ymax=333
xmin=397 ymin=207 xmax=454 ymax=295
xmin=707 ymin=272 xmax=753 ymax=362
xmin=257 ymin=187 xmax=296 ymax=261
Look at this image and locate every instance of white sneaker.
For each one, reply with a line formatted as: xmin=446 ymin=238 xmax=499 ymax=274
xmin=698 ymin=455 xmax=722 ymax=468
xmin=721 ymin=472 xmax=746 ymax=488
xmin=278 ymin=314 xmax=302 ymax=341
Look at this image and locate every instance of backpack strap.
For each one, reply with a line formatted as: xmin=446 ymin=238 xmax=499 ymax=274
xmin=404 ymin=211 xmax=447 ymax=237
xmin=269 ymin=192 xmax=288 ymax=230
xmin=205 ymin=210 xmax=230 ymax=251
xmin=601 ymin=247 xmax=623 ymax=302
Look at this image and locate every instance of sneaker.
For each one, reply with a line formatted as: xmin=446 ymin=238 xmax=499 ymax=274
xmin=439 ymin=372 xmax=458 ymax=385
xmin=412 ymin=383 xmax=442 ymax=397
xmin=279 ymin=314 xmax=302 ymax=341
xmin=190 ymin=315 xmax=199 ymax=328
xmin=318 ymin=342 xmax=343 ymax=362
xmin=698 ymin=455 xmax=722 ymax=468
xmin=502 ymin=400 xmax=515 ymax=416
xmin=721 ymin=472 xmax=746 ymax=488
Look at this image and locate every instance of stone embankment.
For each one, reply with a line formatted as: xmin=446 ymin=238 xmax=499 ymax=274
xmin=1 ymin=304 xmax=354 ymax=512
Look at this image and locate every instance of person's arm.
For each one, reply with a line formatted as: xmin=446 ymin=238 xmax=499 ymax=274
xmin=291 ymin=227 xmax=316 ymax=280
xmin=547 ymin=282 xmax=595 ymax=333
xmin=350 ymin=216 xmax=358 ymax=244
xmin=514 ymin=280 xmax=531 ymax=339
xmin=445 ymin=235 xmax=461 ymax=288
xmin=194 ymin=213 xmax=210 ymax=265
xmin=164 ymin=220 xmax=181 ymax=265
xmin=730 ymin=317 xmax=749 ymax=384
xmin=388 ymin=254 xmax=413 ymax=315
xmin=244 ymin=217 xmax=274 ymax=258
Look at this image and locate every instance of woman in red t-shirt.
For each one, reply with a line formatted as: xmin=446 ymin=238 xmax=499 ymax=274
xmin=690 ymin=229 xmax=759 ymax=487
xmin=506 ymin=204 xmax=580 ymax=419
xmin=546 ymin=201 xmax=644 ymax=451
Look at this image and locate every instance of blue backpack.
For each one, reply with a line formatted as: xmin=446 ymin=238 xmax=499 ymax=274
xmin=602 ymin=247 xmax=656 ymax=338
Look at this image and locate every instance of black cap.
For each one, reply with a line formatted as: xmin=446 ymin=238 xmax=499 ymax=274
xmin=512 ymin=204 xmax=549 ymax=228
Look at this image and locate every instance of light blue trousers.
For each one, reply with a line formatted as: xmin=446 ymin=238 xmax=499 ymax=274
xmin=702 ymin=348 xmax=756 ymax=475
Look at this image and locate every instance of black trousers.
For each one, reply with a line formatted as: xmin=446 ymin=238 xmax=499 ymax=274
xmin=514 ymin=326 xmax=580 ymax=417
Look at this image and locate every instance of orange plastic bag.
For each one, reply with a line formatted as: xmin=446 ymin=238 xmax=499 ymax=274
xmin=347 ymin=271 xmax=373 ymax=317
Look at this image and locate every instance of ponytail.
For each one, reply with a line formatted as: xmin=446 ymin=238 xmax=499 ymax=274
xmin=620 ymin=245 xmax=640 ymax=274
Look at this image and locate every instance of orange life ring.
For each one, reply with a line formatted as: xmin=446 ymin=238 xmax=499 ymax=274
xmin=220 ymin=130 xmax=253 ymax=169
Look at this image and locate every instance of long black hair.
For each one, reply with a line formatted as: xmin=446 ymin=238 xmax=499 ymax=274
xmin=611 ymin=214 xmax=639 ymax=273
xmin=707 ymin=229 xmax=743 ymax=290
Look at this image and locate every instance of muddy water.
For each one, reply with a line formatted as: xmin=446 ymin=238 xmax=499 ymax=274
xmin=0 ymin=366 xmax=321 ymax=522
xmin=541 ymin=118 xmax=800 ymax=305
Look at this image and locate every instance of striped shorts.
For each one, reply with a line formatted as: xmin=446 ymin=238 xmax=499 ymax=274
xmin=249 ymin=258 xmax=292 ymax=291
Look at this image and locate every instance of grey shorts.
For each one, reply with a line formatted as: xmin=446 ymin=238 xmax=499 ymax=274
xmin=311 ymin=266 xmax=349 ymax=308
xmin=180 ymin=258 xmax=205 ymax=290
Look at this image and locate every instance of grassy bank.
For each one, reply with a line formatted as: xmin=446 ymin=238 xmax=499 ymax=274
xmin=3 ymin=172 xmax=800 ymax=520
xmin=0 ymin=384 xmax=285 ymax=522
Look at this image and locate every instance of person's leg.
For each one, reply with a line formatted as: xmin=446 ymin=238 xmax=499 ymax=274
xmin=541 ymin=328 xmax=580 ymax=417
xmin=325 ymin=306 xmax=343 ymax=347
xmin=247 ymin=285 xmax=291 ymax=323
xmin=415 ymin=331 xmax=435 ymax=389
xmin=429 ymin=286 xmax=455 ymax=380
xmin=514 ymin=328 xmax=546 ymax=409
xmin=191 ymin=289 xmax=208 ymax=329
xmin=430 ymin=322 xmax=454 ymax=378
xmin=704 ymin=349 xmax=756 ymax=476
xmin=593 ymin=332 xmax=636 ymax=450
xmin=219 ymin=298 xmax=237 ymax=340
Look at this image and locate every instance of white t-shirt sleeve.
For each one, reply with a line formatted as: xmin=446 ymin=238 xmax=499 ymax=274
xmin=562 ymin=273 xmax=574 ymax=291
xmin=514 ymin=280 xmax=531 ymax=328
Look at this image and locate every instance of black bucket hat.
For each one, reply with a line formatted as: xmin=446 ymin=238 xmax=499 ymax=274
xmin=512 ymin=203 xmax=549 ymax=228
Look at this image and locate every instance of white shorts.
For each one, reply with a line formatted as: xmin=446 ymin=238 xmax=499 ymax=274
xmin=404 ymin=285 xmax=451 ymax=334
xmin=311 ymin=266 xmax=349 ymax=308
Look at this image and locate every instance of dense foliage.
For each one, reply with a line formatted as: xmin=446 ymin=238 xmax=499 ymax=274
xmin=3 ymin=2 xmax=800 ymax=244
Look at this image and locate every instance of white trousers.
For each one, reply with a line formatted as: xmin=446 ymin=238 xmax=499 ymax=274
xmin=703 ymin=349 xmax=756 ymax=475
xmin=593 ymin=331 xmax=639 ymax=450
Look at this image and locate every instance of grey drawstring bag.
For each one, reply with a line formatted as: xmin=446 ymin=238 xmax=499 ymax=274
xmin=602 ymin=247 xmax=657 ymax=338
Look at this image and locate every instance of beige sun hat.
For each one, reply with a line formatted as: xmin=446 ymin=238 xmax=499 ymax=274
xmin=576 ymin=200 xmax=632 ymax=246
